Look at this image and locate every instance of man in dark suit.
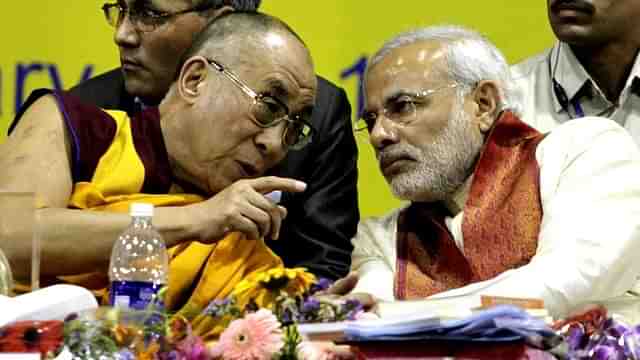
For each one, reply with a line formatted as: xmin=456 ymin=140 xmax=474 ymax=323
xmin=20 ymin=0 xmax=359 ymax=280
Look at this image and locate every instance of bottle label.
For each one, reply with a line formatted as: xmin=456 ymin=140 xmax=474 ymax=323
xmin=109 ymin=281 xmax=164 ymax=310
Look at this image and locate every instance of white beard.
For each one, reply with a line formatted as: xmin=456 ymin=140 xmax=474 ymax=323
xmin=379 ymin=95 xmax=484 ymax=202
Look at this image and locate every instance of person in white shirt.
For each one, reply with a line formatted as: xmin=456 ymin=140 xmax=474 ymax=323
xmin=511 ymin=0 xmax=640 ymax=142
xmin=343 ymin=25 xmax=640 ymax=320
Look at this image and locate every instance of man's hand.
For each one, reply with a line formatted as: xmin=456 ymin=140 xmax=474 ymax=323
xmin=188 ymin=176 xmax=306 ymax=243
xmin=318 ymin=272 xmax=377 ymax=311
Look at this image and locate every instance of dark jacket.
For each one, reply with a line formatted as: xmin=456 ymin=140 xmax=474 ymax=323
xmin=62 ymin=69 xmax=360 ymax=280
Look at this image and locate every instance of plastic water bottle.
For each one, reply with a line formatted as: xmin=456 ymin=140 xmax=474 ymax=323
xmin=109 ymin=203 xmax=168 ymax=310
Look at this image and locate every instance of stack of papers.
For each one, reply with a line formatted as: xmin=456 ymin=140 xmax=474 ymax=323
xmin=298 ymin=305 xmax=559 ymax=348
xmin=346 ymin=306 xmax=556 ymax=343
xmin=298 ymin=311 xmax=440 ymax=342
xmin=375 ymin=295 xmax=550 ymax=322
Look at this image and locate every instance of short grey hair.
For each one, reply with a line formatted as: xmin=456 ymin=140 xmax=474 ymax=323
xmin=196 ymin=0 xmax=262 ymax=11
xmin=368 ymin=25 xmax=522 ymax=115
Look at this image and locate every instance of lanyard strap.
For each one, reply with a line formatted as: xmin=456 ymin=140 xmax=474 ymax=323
xmin=571 ymin=98 xmax=584 ymax=118
xmin=549 ymin=43 xmax=586 ymax=119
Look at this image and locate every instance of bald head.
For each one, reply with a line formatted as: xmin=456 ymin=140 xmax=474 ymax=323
xmin=178 ymin=11 xmax=307 ymax=75
xmin=160 ymin=11 xmax=316 ymax=195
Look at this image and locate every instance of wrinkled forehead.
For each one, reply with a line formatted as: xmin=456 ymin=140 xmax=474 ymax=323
xmin=365 ymin=41 xmax=449 ymax=100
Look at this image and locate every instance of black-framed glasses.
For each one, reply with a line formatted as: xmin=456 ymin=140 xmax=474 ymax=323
xmin=206 ymin=58 xmax=315 ymax=150
xmin=101 ymin=1 xmax=214 ymax=32
xmin=356 ymin=83 xmax=459 ymax=133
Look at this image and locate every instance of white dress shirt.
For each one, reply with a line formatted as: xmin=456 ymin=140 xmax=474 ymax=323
xmin=350 ymin=117 xmax=640 ymax=320
xmin=511 ymin=42 xmax=640 ymax=145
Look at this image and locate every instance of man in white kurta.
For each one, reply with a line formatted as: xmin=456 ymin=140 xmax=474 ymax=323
xmin=511 ymin=42 xmax=640 ymax=142
xmin=510 ymin=1 xmax=640 ymax=143
xmin=352 ymin=116 xmax=640 ymax=318
xmin=349 ymin=25 xmax=640 ymax=321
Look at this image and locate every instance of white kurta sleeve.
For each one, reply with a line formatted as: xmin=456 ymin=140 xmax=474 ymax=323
xmin=424 ymin=117 xmax=640 ymax=318
xmin=349 ymin=208 xmax=404 ymax=302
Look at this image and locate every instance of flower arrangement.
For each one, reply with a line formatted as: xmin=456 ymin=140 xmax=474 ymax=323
xmin=62 ymin=308 xmax=209 ymax=360
xmin=553 ymin=305 xmax=640 ymax=359
xmin=0 ymin=267 xmax=363 ymax=359
xmin=209 ymin=309 xmax=284 ymax=360
xmin=4 ymin=270 xmax=640 ymax=360
xmin=202 ymin=268 xmax=364 ymax=359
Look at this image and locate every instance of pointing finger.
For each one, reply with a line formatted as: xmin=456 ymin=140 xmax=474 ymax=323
xmin=249 ymin=176 xmax=307 ymax=194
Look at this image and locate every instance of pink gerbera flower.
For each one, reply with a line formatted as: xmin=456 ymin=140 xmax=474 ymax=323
xmin=211 ymin=309 xmax=283 ymax=360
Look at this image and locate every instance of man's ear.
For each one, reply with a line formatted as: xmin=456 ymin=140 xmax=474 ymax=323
xmin=177 ymin=56 xmax=209 ymax=104
xmin=472 ymin=80 xmax=501 ymax=133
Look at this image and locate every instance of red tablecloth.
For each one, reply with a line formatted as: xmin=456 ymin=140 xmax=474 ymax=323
xmin=350 ymin=340 xmax=555 ymax=359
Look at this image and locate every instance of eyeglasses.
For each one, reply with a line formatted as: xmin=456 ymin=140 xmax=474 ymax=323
xmin=101 ymin=1 xmax=213 ymax=32
xmin=356 ymin=83 xmax=459 ymax=133
xmin=206 ymin=59 xmax=315 ymax=150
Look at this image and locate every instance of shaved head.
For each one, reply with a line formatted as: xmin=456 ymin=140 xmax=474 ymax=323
xmin=178 ymin=11 xmax=306 ymax=74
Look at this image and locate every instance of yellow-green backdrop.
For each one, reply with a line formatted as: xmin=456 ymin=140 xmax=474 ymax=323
xmin=0 ymin=1 xmax=555 ymax=217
